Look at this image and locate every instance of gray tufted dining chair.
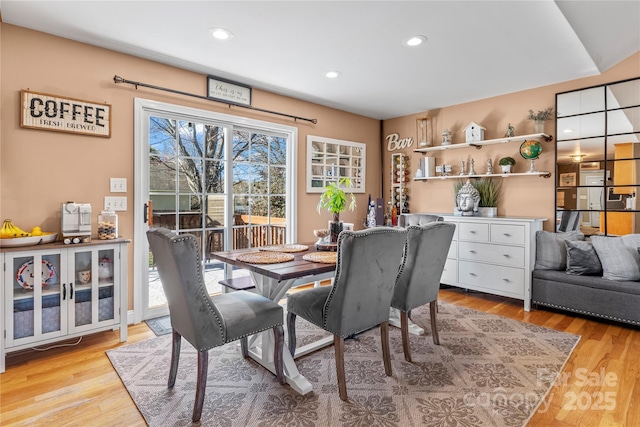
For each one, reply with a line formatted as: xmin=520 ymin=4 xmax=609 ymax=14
xmin=286 ymin=227 xmax=407 ymax=401
xmin=398 ymin=213 xmax=443 ymax=227
xmin=391 ymin=222 xmax=456 ymax=362
xmin=146 ymin=228 xmax=286 ymax=422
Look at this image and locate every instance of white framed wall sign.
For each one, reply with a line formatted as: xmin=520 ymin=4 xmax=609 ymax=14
xmin=306 ymin=135 xmax=366 ymax=193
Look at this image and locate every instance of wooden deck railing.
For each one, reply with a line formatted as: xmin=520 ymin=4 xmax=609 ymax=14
xmin=207 ymin=224 xmax=286 ymax=253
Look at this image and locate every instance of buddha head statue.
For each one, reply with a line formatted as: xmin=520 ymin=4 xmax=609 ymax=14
xmin=456 ymin=180 xmax=480 ymax=216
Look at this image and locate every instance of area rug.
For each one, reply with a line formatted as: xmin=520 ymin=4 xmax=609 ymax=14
xmin=145 ymin=316 xmax=172 ymax=336
xmin=107 ymin=302 xmax=580 ymax=427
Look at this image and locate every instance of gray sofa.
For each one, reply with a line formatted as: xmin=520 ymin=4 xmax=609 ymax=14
xmin=531 ymin=231 xmax=640 ymax=326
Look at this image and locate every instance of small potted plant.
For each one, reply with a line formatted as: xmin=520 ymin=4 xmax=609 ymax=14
xmin=317 ymin=177 xmax=356 ymax=242
xmin=527 ymin=107 xmax=554 ymax=133
xmin=498 ymin=156 xmax=516 ymax=173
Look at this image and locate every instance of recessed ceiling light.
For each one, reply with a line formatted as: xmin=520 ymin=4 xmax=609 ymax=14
xmin=403 ymin=35 xmax=427 ymax=47
xmin=325 ymin=71 xmax=341 ymax=79
xmin=209 ymin=28 xmax=233 ymax=40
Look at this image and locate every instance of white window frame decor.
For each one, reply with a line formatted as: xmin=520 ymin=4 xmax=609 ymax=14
xmin=306 ymin=135 xmax=366 ymax=193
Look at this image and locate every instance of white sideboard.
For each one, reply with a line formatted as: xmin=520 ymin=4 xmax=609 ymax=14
xmin=436 ymin=215 xmax=545 ymax=311
xmin=1 ymin=239 xmax=129 ymax=372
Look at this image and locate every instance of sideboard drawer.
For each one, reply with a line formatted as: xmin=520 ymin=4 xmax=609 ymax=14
xmin=458 ymin=222 xmax=489 ymax=242
xmin=490 ymin=224 xmax=525 ymax=245
xmin=447 ymin=241 xmax=457 ymax=259
xmin=458 ymin=261 xmax=524 ymax=295
xmin=458 ymin=241 xmax=525 ymax=268
xmin=441 ymin=258 xmax=457 ymax=284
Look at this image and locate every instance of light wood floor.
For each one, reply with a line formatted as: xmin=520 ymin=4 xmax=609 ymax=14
xmin=1 ymin=287 xmax=638 ymax=426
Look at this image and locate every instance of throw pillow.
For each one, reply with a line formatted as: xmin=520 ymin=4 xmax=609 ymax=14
xmin=591 ymin=235 xmax=640 ymax=281
xmin=565 ymin=240 xmax=602 ymax=276
xmin=534 ymin=230 xmax=585 ymax=270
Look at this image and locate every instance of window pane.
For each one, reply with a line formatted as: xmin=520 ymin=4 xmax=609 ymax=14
xmin=270 ymin=166 xmax=286 ymax=194
xmin=233 ymin=130 xmax=250 ymax=162
xmin=150 ymin=117 xmax=177 ymax=156
xmin=204 ymin=160 xmax=224 ymax=194
xmin=205 ymin=124 xmax=225 ymax=159
xmin=252 ymin=164 xmax=268 ymax=194
xmin=269 ymin=136 xmax=287 ymax=165
xmin=233 ymin=163 xmax=249 ymax=194
xmin=149 ymin=155 xmax=177 ymax=192
xmin=178 ymin=120 xmax=204 ymax=157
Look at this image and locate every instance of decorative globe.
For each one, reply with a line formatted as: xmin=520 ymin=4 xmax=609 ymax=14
xmin=520 ymin=140 xmax=542 ymax=160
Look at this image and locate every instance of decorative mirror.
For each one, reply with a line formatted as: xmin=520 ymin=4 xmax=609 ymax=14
xmin=306 ymin=135 xmax=366 ymax=193
xmin=555 ymin=77 xmax=640 ymax=236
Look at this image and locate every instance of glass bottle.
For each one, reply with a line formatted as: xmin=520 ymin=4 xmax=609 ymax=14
xmin=98 ymin=210 xmax=118 ymax=240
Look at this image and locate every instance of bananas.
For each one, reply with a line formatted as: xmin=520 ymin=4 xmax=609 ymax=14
xmin=1 ymin=219 xmax=32 ymax=238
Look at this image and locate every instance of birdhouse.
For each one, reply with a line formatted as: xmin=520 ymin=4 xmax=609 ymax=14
xmin=464 ymin=121 xmax=486 ymax=143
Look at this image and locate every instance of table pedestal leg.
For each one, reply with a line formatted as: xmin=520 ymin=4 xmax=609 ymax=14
xmin=389 ymin=307 xmax=424 ymax=335
xmin=246 ymin=330 xmax=313 ymax=395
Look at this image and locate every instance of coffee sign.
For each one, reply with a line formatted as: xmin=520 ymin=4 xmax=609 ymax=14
xmin=21 ymin=90 xmax=111 ymax=137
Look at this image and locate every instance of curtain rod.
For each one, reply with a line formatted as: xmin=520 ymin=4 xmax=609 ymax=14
xmin=113 ymin=75 xmax=317 ymax=124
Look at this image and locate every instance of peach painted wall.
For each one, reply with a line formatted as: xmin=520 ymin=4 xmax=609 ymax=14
xmin=0 ymin=24 xmax=381 ymax=309
xmin=382 ymin=52 xmax=640 ymax=230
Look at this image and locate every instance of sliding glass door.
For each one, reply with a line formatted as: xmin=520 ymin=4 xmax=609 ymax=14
xmin=134 ymin=99 xmax=297 ymax=321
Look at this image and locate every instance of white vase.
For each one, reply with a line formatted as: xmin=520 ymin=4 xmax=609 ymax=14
xmin=533 ymin=120 xmax=545 ymax=134
xmin=477 ymin=207 xmax=497 ymax=217
xmin=501 ymin=165 xmax=512 ymax=174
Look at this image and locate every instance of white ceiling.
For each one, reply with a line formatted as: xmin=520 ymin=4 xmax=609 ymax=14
xmin=1 ymin=1 xmax=639 ymax=120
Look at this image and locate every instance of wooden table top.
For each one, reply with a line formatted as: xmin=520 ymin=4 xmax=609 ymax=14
xmin=210 ymin=242 xmax=336 ymax=281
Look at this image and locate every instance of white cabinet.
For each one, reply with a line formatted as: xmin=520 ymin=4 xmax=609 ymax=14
xmin=439 ymin=215 xmax=545 ymax=311
xmin=1 ymin=239 xmax=129 ymax=372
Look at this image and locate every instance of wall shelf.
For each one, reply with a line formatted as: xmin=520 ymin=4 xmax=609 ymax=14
xmin=415 ymin=171 xmax=551 ymax=181
xmin=413 ymin=133 xmax=553 ymax=154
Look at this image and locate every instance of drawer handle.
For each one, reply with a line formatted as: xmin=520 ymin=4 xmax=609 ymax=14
xmin=503 ymin=233 xmax=511 ymax=237
xmin=469 ymin=250 xmax=476 ymax=254
xmin=502 ymin=278 xmax=511 ymax=282
xmin=503 ymin=254 xmax=511 ymax=258
xmin=470 ymin=230 xmax=477 ymax=234
xmin=469 ymin=272 xmax=477 ymax=277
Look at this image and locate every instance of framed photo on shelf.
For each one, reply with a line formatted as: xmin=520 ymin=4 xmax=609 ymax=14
xmin=559 ymin=172 xmax=576 ymax=186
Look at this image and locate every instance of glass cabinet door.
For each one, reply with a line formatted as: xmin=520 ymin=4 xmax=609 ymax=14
xmin=5 ymin=251 xmax=65 ymax=346
xmin=69 ymin=247 xmax=116 ymax=332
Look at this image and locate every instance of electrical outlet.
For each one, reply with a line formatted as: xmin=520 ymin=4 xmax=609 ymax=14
xmin=104 ymin=196 xmax=127 ymax=211
xmin=110 ymin=178 xmax=127 ymax=193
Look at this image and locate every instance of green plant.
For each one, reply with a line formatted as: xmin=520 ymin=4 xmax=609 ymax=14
xmin=317 ymin=178 xmax=356 ymax=222
xmin=474 ymin=178 xmax=500 ymax=207
xmin=499 ymin=156 xmax=516 ymax=166
xmin=527 ymin=107 xmax=554 ymax=121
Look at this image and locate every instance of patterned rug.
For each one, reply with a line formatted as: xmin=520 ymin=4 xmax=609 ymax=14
xmin=107 ymin=302 xmax=579 ymax=426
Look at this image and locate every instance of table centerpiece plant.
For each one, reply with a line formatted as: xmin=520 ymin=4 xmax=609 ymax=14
xmin=317 ymin=177 xmax=356 ymax=243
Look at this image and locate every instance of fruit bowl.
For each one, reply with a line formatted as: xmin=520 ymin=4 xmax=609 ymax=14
xmin=0 ymin=233 xmax=58 ymax=248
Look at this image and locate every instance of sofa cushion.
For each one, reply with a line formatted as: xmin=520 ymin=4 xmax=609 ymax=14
xmin=532 ymin=269 xmax=640 ymax=296
xmin=534 ymin=230 xmax=584 ymax=270
xmin=591 ymin=235 xmax=640 ymax=281
xmin=565 ymin=240 xmax=602 ymax=276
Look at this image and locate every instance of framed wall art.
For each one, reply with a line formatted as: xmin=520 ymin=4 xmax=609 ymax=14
xmin=559 ymin=172 xmax=576 ymax=186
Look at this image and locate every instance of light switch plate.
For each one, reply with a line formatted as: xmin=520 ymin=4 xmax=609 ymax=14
xmin=104 ymin=196 xmax=127 ymax=211
xmin=110 ymin=178 xmax=127 ymax=193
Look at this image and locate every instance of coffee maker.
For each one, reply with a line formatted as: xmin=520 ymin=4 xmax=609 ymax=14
xmin=61 ymin=202 xmax=92 ymax=243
